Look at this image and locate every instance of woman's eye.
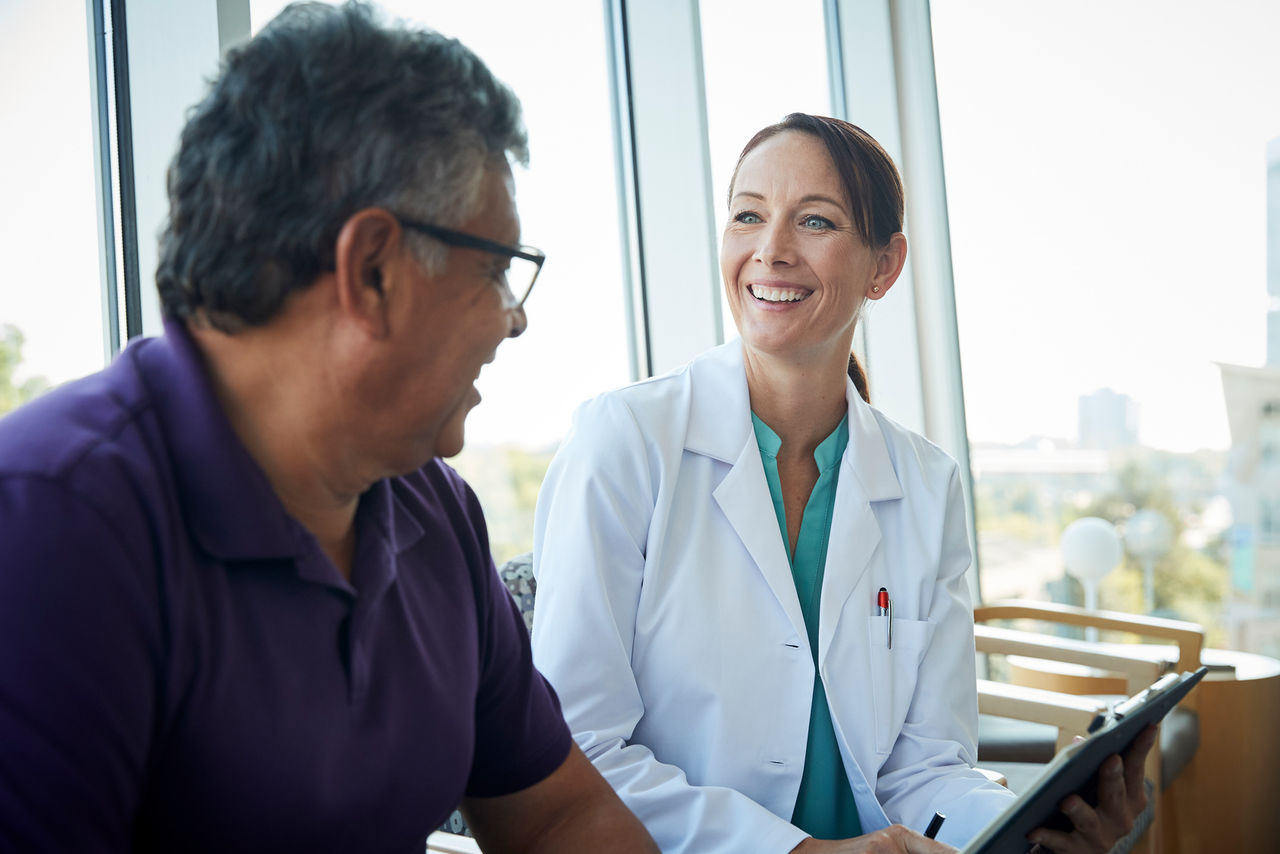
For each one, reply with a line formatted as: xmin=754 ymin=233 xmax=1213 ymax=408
xmin=802 ymin=215 xmax=834 ymax=230
xmin=733 ymin=211 xmax=762 ymax=224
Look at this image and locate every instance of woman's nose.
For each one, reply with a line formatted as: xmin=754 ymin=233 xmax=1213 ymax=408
xmin=754 ymin=222 xmax=794 ymax=266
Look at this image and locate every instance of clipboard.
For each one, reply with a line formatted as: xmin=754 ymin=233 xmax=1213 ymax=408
xmin=962 ymin=665 xmax=1208 ymax=854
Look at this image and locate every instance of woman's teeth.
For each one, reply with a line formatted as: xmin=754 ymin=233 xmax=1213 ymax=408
xmin=751 ymin=285 xmax=808 ymax=303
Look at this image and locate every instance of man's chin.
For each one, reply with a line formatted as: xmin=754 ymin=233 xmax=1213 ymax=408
xmin=434 ymin=442 xmax=465 ymax=460
xmin=433 ymin=427 xmax=467 ymax=460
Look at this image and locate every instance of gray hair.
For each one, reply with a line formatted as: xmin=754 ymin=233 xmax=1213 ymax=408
xmin=156 ymin=1 xmax=528 ymax=332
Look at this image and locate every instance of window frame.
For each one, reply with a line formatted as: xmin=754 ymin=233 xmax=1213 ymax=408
xmin=95 ymin=0 xmax=980 ymax=595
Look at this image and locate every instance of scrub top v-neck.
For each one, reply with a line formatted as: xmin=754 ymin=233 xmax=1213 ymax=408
xmin=752 ymin=412 xmax=862 ymax=840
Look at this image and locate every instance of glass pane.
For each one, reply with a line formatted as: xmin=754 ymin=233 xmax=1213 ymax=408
xmin=933 ymin=0 xmax=1280 ymax=656
xmin=0 ymin=2 xmax=106 ymax=415
xmin=251 ymin=1 xmax=632 ymax=563
xmin=699 ymin=0 xmax=832 ymax=342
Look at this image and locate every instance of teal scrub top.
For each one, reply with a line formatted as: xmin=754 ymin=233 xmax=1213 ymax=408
xmin=752 ymin=412 xmax=863 ymax=840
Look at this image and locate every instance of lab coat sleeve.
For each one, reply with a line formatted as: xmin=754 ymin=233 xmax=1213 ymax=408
xmin=874 ymin=462 xmax=1016 ymax=847
xmin=532 ymin=394 xmax=809 ymax=854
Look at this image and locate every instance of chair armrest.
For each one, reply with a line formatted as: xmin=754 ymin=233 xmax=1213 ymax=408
xmin=975 ymin=624 xmax=1172 ymax=693
xmin=977 ymin=678 xmax=1109 ymax=752
xmin=974 ymin=766 xmax=1009 ymax=788
xmin=975 ymin=599 xmax=1204 ymax=673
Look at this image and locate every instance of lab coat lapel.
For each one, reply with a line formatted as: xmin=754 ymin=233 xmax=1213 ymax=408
xmin=817 ymin=474 xmax=880 ymax=667
xmin=713 ymin=437 xmax=810 ymax=648
xmin=817 ymin=383 xmax=904 ymax=667
xmin=689 ymin=343 xmax=810 ymax=650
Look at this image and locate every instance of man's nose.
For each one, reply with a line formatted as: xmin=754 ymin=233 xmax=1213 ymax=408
xmin=507 ymin=304 xmax=528 ymax=338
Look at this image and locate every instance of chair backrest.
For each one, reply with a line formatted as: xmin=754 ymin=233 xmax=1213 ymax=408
xmin=975 ymin=600 xmax=1204 ymax=675
xmin=496 ymin=552 xmax=536 ymax=635
xmin=974 ymin=623 xmax=1172 ymax=694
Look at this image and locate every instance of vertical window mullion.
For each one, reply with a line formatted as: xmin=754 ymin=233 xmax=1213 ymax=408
xmin=608 ymin=0 xmax=721 ymax=377
xmin=86 ymin=0 xmax=122 ymax=359
xmin=108 ymin=0 xmax=143 ymax=341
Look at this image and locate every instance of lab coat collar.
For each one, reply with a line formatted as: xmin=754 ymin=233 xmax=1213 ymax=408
xmin=684 ymin=341 xmax=754 ymax=463
xmin=685 ymin=340 xmax=903 ymax=504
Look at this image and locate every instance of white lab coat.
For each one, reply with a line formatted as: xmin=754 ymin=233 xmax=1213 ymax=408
xmin=531 ymin=341 xmax=1014 ymax=852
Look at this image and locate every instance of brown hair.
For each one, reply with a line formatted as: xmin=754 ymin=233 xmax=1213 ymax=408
xmin=729 ymin=113 xmax=903 ymax=403
xmin=848 ymin=354 xmax=870 ymax=404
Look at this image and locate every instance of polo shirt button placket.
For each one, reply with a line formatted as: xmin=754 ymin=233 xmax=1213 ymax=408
xmin=349 ymin=639 xmax=369 ymax=704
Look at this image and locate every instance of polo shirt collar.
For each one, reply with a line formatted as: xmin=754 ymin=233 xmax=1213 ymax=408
xmin=136 ymin=320 xmax=425 ymax=566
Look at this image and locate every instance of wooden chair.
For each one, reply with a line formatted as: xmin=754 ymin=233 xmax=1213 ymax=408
xmin=974 ymin=601 xmax=1203 ymax=680
xmin=977 ymin=678 xmax=1110 ymax=754
xmin=973 ymin=600 xmax=1206 ymax=853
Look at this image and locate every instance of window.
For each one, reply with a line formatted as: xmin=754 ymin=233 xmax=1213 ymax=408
xmin=251 ymin=1 xmax=633 ymax=562
xmin=1263 ymin=500 xmax=1280 ymax=539
xmin=933 ymin=0 xmax=1280 ymax=653
xmin=0 ymin=2 xmax=107 ymax=414
xmin=1259 ymin=407 xmax=1280 ymax=467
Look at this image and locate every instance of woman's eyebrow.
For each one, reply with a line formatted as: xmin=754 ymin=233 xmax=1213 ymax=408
xmin=729 ymin=190 xmax=846 ymax=210
xmin=798 ymin=193 xmax=846 ymax=209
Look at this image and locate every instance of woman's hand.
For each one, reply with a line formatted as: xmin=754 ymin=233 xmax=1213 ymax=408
xmin=789 ymin=825 xmax=956 ymax=854
xmin=1027 ymin=724 xmax=1158 ymax=853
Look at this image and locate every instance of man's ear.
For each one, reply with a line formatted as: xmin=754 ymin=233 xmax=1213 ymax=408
xmin=867 ymin=232 xmax=908 ymax=300
xmin=333 ymin=208 xmax=400 ymax=337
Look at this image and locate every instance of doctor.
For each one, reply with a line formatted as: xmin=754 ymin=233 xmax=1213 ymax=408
xmin=531 ymin=114 xmax=1152 ymax=853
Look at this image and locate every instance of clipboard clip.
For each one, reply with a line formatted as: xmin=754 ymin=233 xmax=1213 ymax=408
xmin=1089 ymin=671 xmax=1185 ymax=733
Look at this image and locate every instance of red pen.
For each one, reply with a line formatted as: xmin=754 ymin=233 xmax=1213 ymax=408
xmin=877 ymin=587 xmax=892 ymax=649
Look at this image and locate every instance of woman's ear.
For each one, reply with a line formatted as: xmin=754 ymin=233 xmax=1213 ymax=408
xmin=333 ymin=208 xmax=400 ymax=337
xmin=867 ymin=232 xmax=907 ymax=300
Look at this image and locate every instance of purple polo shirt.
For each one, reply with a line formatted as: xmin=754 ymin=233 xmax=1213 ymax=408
xmin=0 ymin=320 xmax=571 ymax=852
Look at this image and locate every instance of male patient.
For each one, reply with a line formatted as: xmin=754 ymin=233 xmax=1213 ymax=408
xmin=0 ymin=3 xmax=656 ymax=851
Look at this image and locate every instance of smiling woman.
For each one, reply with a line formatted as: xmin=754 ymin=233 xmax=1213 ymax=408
xmin=531 ymin=112 xmax=1156 ymax=853
xmin=722 ymin=128 xmax=904 ymax=385
xmin=722 ymin=116 xmax=906 ymax=412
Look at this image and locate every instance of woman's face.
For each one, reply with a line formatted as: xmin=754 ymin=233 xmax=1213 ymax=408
xmin=721 ymin=131 xmax=896 ymax=367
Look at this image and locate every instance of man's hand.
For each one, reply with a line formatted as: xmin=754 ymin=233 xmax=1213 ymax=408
xmin=789 ymin=825 xmax=957 ymax=854
xmin=1027 ymin=724 xmax=1158 ymax=853
xmin=461 ymin=743 xmax=658 ymax=853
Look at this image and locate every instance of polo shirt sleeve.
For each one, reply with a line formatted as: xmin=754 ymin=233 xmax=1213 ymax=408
xmin=459 ymin=485 xmax=572 ymax=798
xmin=0 ymin=475 xmax=160 ymax=851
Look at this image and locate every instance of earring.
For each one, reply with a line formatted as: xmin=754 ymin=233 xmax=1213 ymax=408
xmin=871 ymin=285 xmax=880 ymax=293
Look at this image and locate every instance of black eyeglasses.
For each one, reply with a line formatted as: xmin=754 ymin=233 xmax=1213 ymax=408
xmin=394 ymin=215 xmax=545 ymax=309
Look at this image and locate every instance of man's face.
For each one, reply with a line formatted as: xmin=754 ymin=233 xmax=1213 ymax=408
xmin=374 ymin=163 xmax=527 ymax=468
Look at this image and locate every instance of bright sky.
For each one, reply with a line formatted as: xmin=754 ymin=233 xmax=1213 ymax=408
xmin=933 ymin=0 xmax=1280 ymax=451
xmin=3 ymin=0 xmax=1277 ymax=454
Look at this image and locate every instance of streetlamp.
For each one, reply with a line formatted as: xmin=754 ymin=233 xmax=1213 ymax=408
xmin=1124 ymin=508 xmax=1173 ymax=614
xmin=1061 ymin=516 xmax=1123 ymax=642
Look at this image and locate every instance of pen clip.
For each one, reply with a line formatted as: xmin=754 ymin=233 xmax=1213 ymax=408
xmin=876 ymin=587 xmax=893 ymax=650
xmin=886 ymin=595 xmax=893 ymax=650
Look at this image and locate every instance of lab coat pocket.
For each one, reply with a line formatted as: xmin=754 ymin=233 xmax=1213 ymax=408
xmin=866 ymin=617 xmax=936 ymax=754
